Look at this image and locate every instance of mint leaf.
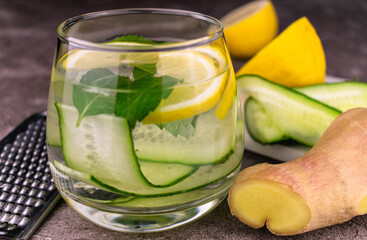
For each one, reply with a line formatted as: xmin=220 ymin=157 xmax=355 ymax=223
xmin=131 ymin=63 xmax=157 ymax=80
xmin=108 ymin=35 xmax=158 ymax=44
xmin=78 ymin=68 xmax=120 ymax=88
xmin=157 ymin=115 xmax=199 ymax=139
xmin=72 ymin=69 xmax=118 ymax=126
xmin=115 ymin=74 xmax=181 ymax=128
xmin=73 ymin=64 xmax=182 ymax=128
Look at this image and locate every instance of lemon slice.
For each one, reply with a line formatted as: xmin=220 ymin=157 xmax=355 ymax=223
xmin=61 ymin=49 xmax=158 ymax=70
xmin=143 ymin=49 xmax=228 ymax=124
xmin=195 ymin=46 xmax=236 ymax=119
xmin=61 ymin=50 xmax=119 ymax=69
xmin=221 ymin=0 xmax=278 ymax=58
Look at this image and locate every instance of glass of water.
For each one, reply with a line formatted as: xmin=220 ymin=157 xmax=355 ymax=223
xmin=46 ymin=8 xmax=244 ymax=232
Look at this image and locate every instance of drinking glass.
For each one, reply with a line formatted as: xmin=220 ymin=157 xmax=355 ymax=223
xmin=46 ymin=8 xmax=244 ymax=232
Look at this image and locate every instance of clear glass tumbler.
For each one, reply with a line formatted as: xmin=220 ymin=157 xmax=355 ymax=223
xmin=46 ymin=8 xmax=244 ymax=232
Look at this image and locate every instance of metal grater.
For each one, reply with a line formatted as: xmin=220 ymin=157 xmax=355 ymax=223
xmin=0 ymin=112 xmax=60 ymax=240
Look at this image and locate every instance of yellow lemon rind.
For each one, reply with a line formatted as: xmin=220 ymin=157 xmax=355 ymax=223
xmin=222 ymin=0 xmax=278 ymax=58
xmin=236 ymin=17 xmax=326 ymax=87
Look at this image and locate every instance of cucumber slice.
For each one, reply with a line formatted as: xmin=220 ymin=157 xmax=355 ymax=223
xmin=243 ymin=81 xmax=367 ymax=145
xmin=56 ymin=103 xmax=241 ymax=196
xmin=237 ymin=74 xmax=341 ymax=146
xmin=46 ymin=103 xmax=61 ymax=146
xmin=50 ymin=159 xmax=134 ymax=202
xmin=138 ymin=160 xmax=197 ymax=187
xmin=107 ymin=179 xmax=233 ymax=208
xmin=133 ymin=109 xmax=236 ymax=165
xmin=56 ymin=103 xmax=197 ymax=189
xmin=244 ymin=97 xmax=287 ymax=144
xmin=51 ymin=158 xmax=96 ymax=187
xmin=90 ymin=153 xmax=241 ymax=197
xmin=295 ymin=81 xmax=367 ymax=111
xmin=47 ymin=79 xmax=74 ymax=147
xmin=56 ymin=103 xmax=153 ymax=189
xmin=46 ymin=82 xmax=61 ymax=146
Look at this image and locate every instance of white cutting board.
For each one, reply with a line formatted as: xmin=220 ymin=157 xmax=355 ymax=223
xmin=243 ymin=75 xmax=347 ymax=162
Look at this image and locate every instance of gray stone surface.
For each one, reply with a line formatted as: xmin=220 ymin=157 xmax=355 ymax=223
xmin=1 ymin=0 xmax=367 ymax=239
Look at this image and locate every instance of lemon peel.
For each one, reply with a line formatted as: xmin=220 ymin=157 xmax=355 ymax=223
xmin=215 ymin=50 xmax=236 ymax=120
xmin=237 ymin=17 xmax=326 ymax=87
xmin=196 ymin=45 xmax=236 ymax=120
xmin=221 ymin=0 xmax=278 ymax=58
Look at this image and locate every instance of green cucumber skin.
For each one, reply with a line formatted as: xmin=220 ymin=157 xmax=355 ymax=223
xmin=55 ymin=103 xmax=241 ymax=197
xmin=137 ymin=149 xmax=235 ymax=167
xmin=295 ymin=81 xmax=367 ymax=111
xmin=244 ymin=97 xmax=288 ymax=144
xmin=138 ymin=160 xmax=198 ymax=187
xmin=238 ymin=74 xmax=341 ymax=146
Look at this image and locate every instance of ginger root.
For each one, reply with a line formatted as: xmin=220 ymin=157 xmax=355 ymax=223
xmin=228 ymin=108 xmax=367 ymax=235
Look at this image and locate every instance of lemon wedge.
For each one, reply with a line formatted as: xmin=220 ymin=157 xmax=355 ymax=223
xmin=221 ymin=0 xmax=278 ymax=58
xmin=237 ymin=17 xmax=326 ymax=87
xmin=59 ymin=45 xmax=230 ymax=124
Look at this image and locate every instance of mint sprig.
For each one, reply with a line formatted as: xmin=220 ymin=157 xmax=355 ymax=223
xmin=72 ymin=64 xmax=182 ymax=128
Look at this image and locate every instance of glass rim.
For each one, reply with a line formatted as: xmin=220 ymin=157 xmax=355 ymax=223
xmin=57 ymin=8 xmax=224 ymax=52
